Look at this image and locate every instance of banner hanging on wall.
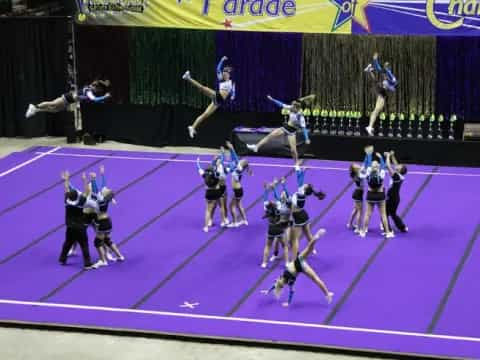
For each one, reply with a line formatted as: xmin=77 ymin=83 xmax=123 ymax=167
xmin=75 ymin=0 xmax=480 ymax=35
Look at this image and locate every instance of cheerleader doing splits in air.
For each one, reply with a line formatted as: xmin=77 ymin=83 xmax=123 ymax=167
xmin=364 ymin=53 xmax=398 ymax=136
xmin=261 ymin=238 xmax=333 ymax=307
xmin=246 ymin=94 xmax=315 ymax=166
xmin=183 ymin=56 xmax=236 ymax=139
xmin=26 ymin=80 xmax=111 ymax=118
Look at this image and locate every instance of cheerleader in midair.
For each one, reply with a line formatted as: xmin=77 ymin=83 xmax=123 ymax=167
xmin=246 ymin=94 xmax=315 ymax=166
xmin=183 ymin=56 xmax=236 ymax=138
xmin=261 ymin=237 xmax=333 ymax=307
xmin=364 ymin=53 xmax=398 ymax=136
xmin=26 ymin=80 xmax=111 ymax=118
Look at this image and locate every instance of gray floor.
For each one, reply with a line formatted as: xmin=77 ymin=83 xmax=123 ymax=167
xmin=0 ymin=137 xmax=383 ymax=360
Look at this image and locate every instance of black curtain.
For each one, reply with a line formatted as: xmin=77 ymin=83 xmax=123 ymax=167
xmin=75 ymin=25 xmax=130 ymax=104
xmin=436 ymin=37 xmax=480 ymax=122
xmin=0 ymin=18 xmax=70 ymax=137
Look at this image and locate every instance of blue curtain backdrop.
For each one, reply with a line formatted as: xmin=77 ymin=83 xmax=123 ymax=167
xmin=215 ymin=31 xmax=303 ymax=113
xmin=436 ymin=37 xmax=480 ymax=122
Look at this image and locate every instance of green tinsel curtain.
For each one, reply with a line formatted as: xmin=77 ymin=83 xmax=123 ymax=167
xmin=301 ymin=34 xmax=436 ymax=115
xmin=129 ymin=28 xmax=216 ymax=109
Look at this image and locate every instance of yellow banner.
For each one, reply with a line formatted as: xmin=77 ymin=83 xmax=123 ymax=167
xmin=76 ymin=0 xmax=350 ymax=33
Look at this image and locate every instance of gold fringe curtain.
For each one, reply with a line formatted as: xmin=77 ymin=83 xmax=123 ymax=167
xmin=301 ymin=34 xmax=436 ymax=115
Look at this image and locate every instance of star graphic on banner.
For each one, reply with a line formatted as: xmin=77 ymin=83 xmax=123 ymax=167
xmin=328 ymin=0 xmax=353 ymax=31
xmin=222 ymin=18 xmax=233 ymax=28
xmin=352 ymin=0 xmax=371 ymax=32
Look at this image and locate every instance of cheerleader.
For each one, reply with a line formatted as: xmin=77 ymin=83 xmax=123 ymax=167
xmin=347 ymin=161 xmax=367 ymax=233
xmin=364 ymin=53 xmax=398 ymax=136
xmin=183 ymin=56 xmax=236 ymax=138
xmin=197 ymin=157 xmax=228 ymax=232
xmin=261 ymin=237 xmax=333 ymax=307
xmin=261 ymin=181 xmax=290 ymax=268
xmin=246 ymin=94 xmax=315 ymax=166
xmin=90 ymin=166 xmax=124 ymax=268
xmin=59 ymin=171 xmax=94 ymax=269
xmin=26 ymin=80 xmax=111 ymax=118
xmin=289 ymin=166 xmax=326 ymax=258
xmin=359 ymin=149 xmax=394 ymax=238
xmin=225 ymin=141 xmax=251 ymax=227
xmin=385 ymin=151 xmax=408 ymax=232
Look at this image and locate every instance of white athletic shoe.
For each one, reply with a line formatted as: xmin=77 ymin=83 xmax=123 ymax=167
xmin=208 ymin=220 xmax=213 ymax=227
xmin=117 ymin=255 xmax=125 ymax=261
xmin=326 ymin=292 xmax=334 ymax=304
xmin=314 ymin=228 xmax=326 ymax=239
xmin=227 ymin=222 xmax=239 ymax=228
xmin=269 ymin=254 xmax=278 ymax=262
xmin=182 ymin=70 xmax=191 ymax=80
xmin=386 ymin=232 xmax=395 ymax=239
xmin=359 ymin=230 xmax=366 ymax=238
xmin=106 ymin=252 xmax=117 ymax=262
xmin=26 ymin=104 xmax=36 ymax=118
xmin=364 ymin=64 xmax=374 ymax=72
xmin=246 ymin=144 xmax=258 ymax=153
xmin=261 ymin=262 xmax=267 ymax=269
xmin=365 ymin=126 xmax=374 ymax=136
xmin=404 ymin=227 xmax=409 ymax=232
xmin=203 ymin=226 xmax=209 ymax=233
xmin=92 ymin=260 xmax=108 ymax=269
xmin=188 ymin=126 xmax=196 ymax=139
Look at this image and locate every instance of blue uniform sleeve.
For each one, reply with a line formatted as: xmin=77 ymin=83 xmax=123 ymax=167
xmin=282 ymin=183 xmax=289 ymax=197
xmin=229 ymin=148 xmax=239 ymax=166
xmin=287 ymin=287 xmax=295 ymax=305
xmin=100 ymin=174 xmax=106 ymax=189
xmin=196 ymin=158 xmax=205 ymax=176
xmin=68 ymin=181 xmax=76 ymax=192
xmin=302 ymin=127 xmax=309 ymax=142
xmin=273 ymin=184 xmax=281 ymax=201
xmin=373 ymin=58 xmax=382 ymax=73
xmin=296 ymin=167 xmax=305 ymax=188
xmin=216 ymin=57 xmax=226 ymax=80
xmin=263 ymin=188 xmax=271 ymax=203
xmin=363 ymin=153 xmax=373 ymax=168
xmin=379 ymin=155 xmax=386 ymax=169
xmin=91 ymin=179 xmax=98 ymax=194
xmin=230 ymin=83 xmax=236 ymax=101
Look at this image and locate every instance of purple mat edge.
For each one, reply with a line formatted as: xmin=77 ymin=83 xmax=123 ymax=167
xmin=0 ymin=301 xmax=473 ymax=360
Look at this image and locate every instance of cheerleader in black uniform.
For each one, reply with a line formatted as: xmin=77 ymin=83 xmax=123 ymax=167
xmin=269 ymin=177 xmax=293 ymax=263
xmin=385 ymin=151 xmax=408 ymax=232
xmin=225 ymin=141 xmax=251 ymax=227
xmin=197 ymin=158 xmax=225 ymax=232
xmin=289 ymin=166 xmax=326 ymax=258
xmin=359 ymin=151 xmax=394 ymax=238
xmin=261 ymin=181 xmax=290 ymax=269
xmin=261 ymin=238 xmax=333 ymax=307
xmin=90 ymin=166 xmax=124 ymax=268
xmin=347 ymin=161 xmax=367 ymax=233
